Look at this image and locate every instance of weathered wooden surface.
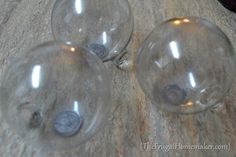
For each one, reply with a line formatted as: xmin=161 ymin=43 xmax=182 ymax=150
xmin=1 ymin=0 xmax=236 ymax=156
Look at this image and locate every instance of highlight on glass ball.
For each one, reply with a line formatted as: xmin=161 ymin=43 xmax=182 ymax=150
xmin=136 ymin=17 xmax=236 ymax=114
xmin=0 ymin=42 xmax=111 ymax=151
xmin=51 ymin=0 xmax=133 ymax=61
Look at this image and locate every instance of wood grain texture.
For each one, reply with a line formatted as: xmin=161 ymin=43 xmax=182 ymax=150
xmin=0 ymin=0 xmax=236 ymax=156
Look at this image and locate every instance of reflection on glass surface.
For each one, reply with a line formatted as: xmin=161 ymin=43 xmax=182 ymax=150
xmin=70 ymin=47 xmax=76 ymax=52
xmin=169 ymin=41 xmax=180 ymax=59
xmin=73 ymin=101 xmax=80 ymax=114
xmin=183 ymin=18 xmax=190 ymax=23
xmin=31 ymin=65 xmax=41 ymax=88
xmin=102 ymin=31 xmax=108 ymax=45
xmin=75 ymin=0 xmax=83 ymax=14
xmin=173 ymin=20 xmax=181 ymax=25
xmin=188 ymin=72 xmax=196 ymax=88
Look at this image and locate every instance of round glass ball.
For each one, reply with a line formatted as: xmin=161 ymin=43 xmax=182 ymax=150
xmin=136 ymin=17 xmax=236 ymax=114
xmin=51 ymin=0 xmax=133 ymax=61
xmin=0 ymin=42 xmax=111 ymax=151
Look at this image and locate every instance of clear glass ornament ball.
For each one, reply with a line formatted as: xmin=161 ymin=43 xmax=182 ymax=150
xmin=0 ymin=42 xmax=111 ymax=151
xmin=136 ymin=17 xmax=236 ymax=114
xmin=51 ymin=0 xmax=133 ymax=61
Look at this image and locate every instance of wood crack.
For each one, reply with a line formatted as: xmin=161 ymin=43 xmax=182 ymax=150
xmin=0 ymin=0 xmax=22 ymax=36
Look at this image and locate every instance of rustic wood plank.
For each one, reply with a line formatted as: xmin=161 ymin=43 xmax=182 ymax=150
xmin=0 ymin=0 xmax=236 ymax=156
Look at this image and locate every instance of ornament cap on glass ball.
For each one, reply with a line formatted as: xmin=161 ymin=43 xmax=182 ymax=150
xmin=136 ymin=17 xmax=236 ymax=114
xmin=0 ymin=41 xmax=111 ymax=151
